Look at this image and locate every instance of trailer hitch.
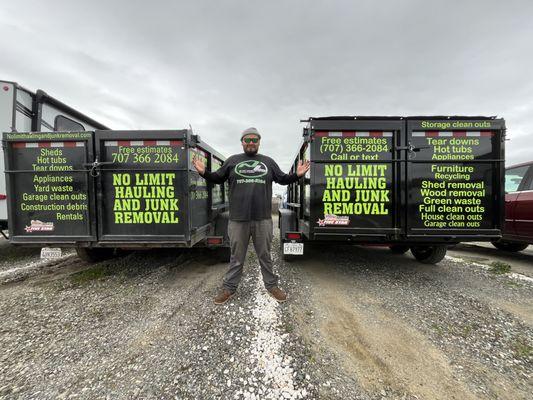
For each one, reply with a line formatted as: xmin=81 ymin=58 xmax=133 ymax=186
xmin=83 ymin=158 xmax=115 ymax=177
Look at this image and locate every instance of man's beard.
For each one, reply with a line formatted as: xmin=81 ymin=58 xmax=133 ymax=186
xmin=244 ymin=147 xmax=258 ymax=155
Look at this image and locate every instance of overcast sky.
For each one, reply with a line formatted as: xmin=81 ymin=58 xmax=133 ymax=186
xmin=1 ymin=0 xmax=532 ymax=175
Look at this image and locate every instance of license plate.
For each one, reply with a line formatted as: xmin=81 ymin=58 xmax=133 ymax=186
xmin=40 ymin=247 xmax=62 ymax=259
xmin=283 ymin=242 xmax=304 ymax=255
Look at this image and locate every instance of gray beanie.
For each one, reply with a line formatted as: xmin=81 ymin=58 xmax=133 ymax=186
xmin=240 ymin=127 xmax=261 ymax=140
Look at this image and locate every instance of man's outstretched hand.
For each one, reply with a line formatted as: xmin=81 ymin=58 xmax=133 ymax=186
xmin=296 ymin=160 xmax=311 ymax=177
xmin=192 ymin=157 xmax=205 ymax=175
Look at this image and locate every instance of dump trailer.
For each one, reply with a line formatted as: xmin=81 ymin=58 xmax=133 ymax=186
xmin=279 ymin=116 xmax=505 ymax=264
xmin=2 ymin=129 xmax=230 ymax=261
xmin=0 ymin=80 xmax=109 ymax=230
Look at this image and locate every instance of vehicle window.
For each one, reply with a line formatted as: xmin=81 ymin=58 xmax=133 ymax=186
xmin=505 ymin=166 xmax=529 ymax=193
xmin=54 ymin=115 xmax=84 ymax=131
xmin=526 ymin=167 xmax=533 ymax=190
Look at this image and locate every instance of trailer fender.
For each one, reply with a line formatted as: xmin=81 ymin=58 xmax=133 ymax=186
xmin=214 ymin=211 xmax=230 ymax=242
xmin=279 ymin=209 xmax=297 ymax=240
xmin=210 ymin=211 xmax=230 ymax=262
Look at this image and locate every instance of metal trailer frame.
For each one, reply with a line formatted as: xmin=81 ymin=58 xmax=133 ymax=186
xmin=279 ymin=116 xmax=505 ymax=263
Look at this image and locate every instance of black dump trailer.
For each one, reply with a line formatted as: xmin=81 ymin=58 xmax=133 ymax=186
xmin=2 ymin=129 xmax=230 ymax=262
xmin=279 ymin=116 xmax=505 ymax=264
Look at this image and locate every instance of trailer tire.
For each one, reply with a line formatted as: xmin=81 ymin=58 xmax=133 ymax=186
xmin=76 ymin=247 xmax=115 ymax=263
xmin=410 ymin=245 xmax=447 ymax=264
xmin=504 ymin=242 xmax=529 ymax=252
xmin=389 ymin=245 xmax=410 ymax=254
xmin=491 ymin=240 xmax=529 ymax=252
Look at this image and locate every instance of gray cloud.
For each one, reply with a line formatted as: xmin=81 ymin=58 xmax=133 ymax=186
xmin=1 ymin=0 xmax=532 ymax=170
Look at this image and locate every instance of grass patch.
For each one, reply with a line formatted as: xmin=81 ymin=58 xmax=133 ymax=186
xmin=460 ymin=322 xmax=479 ymax=338
xmin=512 ymin=338 xmax=532 ymax=359
xmin=489 ymin=261 xmax=511 ymax=274
xmin=429 ymin=322 xmax=482 ymax=340
xmin=431 ymin=323 xmax=445 ymax=337
xmin=283 ymin=322 xmax=295 ymax=333
xmin=70 ymin=265 xmax=116 ymax=284
xmin=504 ymin=280 xmax=522 ymax=288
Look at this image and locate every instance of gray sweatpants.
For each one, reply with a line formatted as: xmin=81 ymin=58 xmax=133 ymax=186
xmin=223 ymin=219 xmax=278 ymax=292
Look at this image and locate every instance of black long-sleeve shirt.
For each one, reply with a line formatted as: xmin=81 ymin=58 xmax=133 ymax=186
xmin=201 ymin=153 xmax=299 ymax=221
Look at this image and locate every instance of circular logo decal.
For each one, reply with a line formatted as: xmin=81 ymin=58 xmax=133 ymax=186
xmin=235 ymin=160 xmax=268 ymax=178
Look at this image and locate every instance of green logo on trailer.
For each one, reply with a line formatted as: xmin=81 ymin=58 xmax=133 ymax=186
xmin=235 ymin=160 xmax=268 ymax=178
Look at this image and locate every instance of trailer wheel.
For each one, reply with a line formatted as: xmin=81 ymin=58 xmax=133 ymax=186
xmin=76 ymin=247 xmax=115 ymax=263
xmin=410 ymin=245 xmax=447 ymax=264
xmin=389 ymin=245 xmax=410 ymax=254
xmin=504 ymin=242 xmax=529 ymax=252
xmin=491 ymin=240 xmax=529 ymax=252
xmin=491 ymin=241 xmax=506 ymax=251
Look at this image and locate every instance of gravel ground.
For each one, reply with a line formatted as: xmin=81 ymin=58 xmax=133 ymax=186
xmin=0 ymin=243 xmax=315 ymax=399
xmin=0 ymin=231 xmax=532 ymax=399
xmin=0 ymin=237 xmax=41 ymax=273
xmin=283 ymin=244 xmax=533 ymax=400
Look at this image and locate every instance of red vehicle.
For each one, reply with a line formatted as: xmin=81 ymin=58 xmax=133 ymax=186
xmin=493 ymin=161 xmax=533 ymax=251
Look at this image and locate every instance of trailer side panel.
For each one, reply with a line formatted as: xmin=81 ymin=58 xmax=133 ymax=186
xmin=4 ymin=131 xmax=96 ymax=243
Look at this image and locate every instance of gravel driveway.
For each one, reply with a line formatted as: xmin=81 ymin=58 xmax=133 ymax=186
xmin=0 ymin=231 xmax=531 ymax=399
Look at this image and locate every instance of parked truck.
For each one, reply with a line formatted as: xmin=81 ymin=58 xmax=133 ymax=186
xmin=279 ymin=116 xmax=505 ymax=264
xmin=2 ymin=129 xmax=230 ymax=261
xmin=0 ymin=80 xmax=109 ymax=232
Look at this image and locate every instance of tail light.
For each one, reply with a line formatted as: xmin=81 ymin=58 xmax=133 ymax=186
xmin=207 ymin=236 xmax=223 ymax=245
xmin=0 ymin=194 xmax=6 ymax=200
xmin=286 ymin=232 xmax=302 ymax=240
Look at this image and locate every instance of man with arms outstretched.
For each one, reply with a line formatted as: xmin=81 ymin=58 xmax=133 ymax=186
xmin=193 ymin=127 xmax=310 ymax=304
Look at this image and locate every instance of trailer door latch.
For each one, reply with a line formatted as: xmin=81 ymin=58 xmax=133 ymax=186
xmin=83 ymin=158 xmax=115 ymax=177
xmin=396 ymin=142 xmax=430 ymax=158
